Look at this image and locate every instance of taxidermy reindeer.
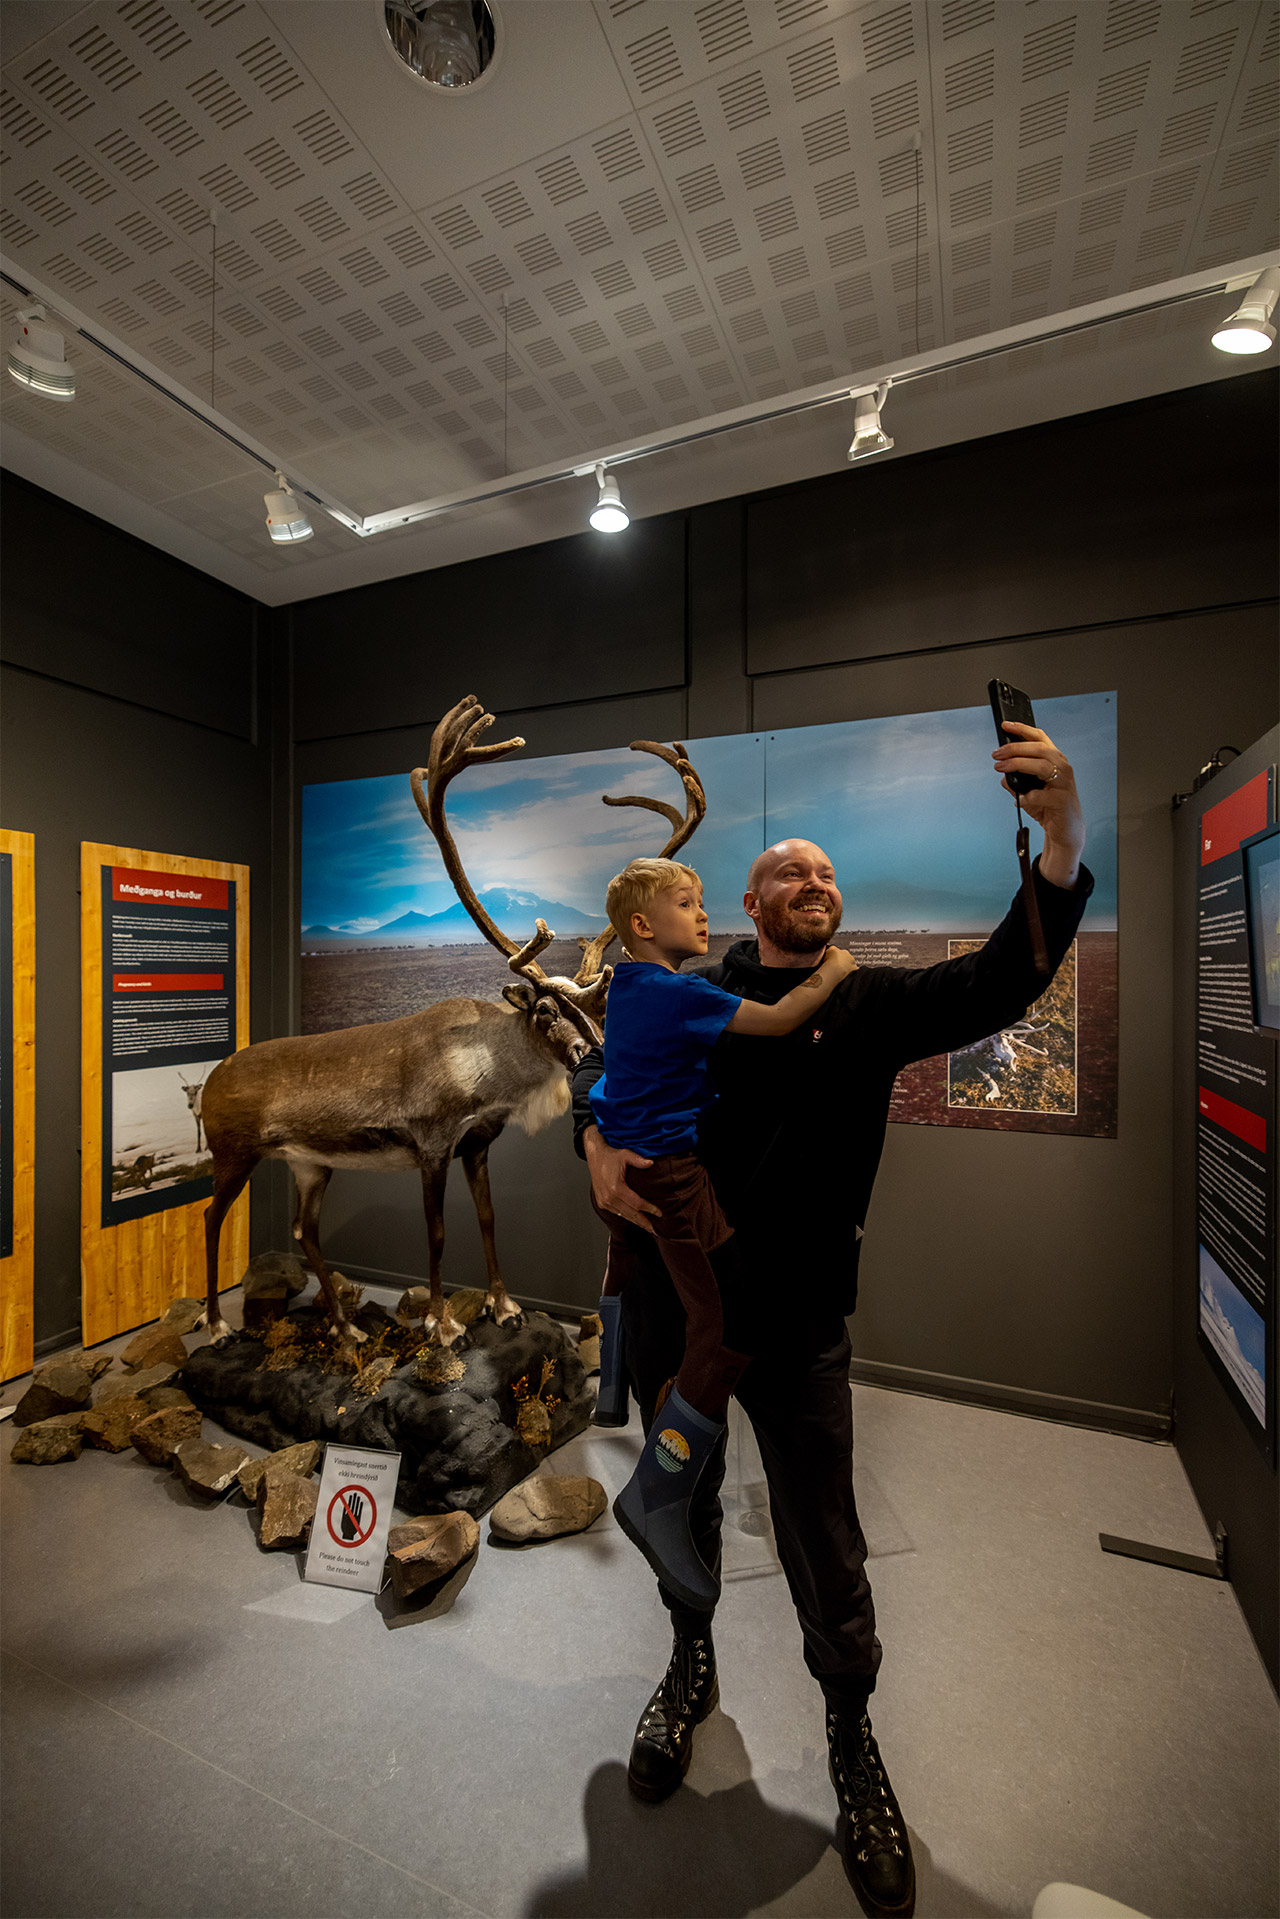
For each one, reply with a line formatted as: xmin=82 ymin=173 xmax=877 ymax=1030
xmin=197 ymin=694 xmax=705 ymax=1349
xmin=179 ymin=1068 xmax=209 ymax=1154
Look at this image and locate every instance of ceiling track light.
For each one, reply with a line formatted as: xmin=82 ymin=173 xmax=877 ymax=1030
xmin=7 ymin=305 xmax=74 ymax=402
xmin=1211 ymin=266 xmax=1280 ymax=355
xmin=847 ymin=381 xmax=894 ymax=461
xmin=589 ymin=462 xmax=629 ymax=533
xmin=264 ymin=473 xmax=313 ymax=544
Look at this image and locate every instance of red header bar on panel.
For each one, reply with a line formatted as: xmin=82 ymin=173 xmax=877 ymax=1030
xmin=113 ymin=974 xmax=224 ymax=993
xmin=1200 ymin=772 xmax=1269 ymax=866
xmin=1198 ymin=1085 xmax=1266 ymax=1152
xmin=111 ymin=866 xmax=228 ymax=909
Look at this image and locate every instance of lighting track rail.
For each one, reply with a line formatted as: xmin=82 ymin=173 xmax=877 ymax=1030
xmin=3 ymin=252 xmax=1274 ymax=545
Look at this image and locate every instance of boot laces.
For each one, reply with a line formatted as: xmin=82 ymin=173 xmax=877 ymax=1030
xmin=638 ymin=1637 xmax=712 ymax=1748
xmin=827 ymin=1710 xmax=905 ymax=1861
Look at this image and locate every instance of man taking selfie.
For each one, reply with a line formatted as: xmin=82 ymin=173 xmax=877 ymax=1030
xmin=572 ymin=719 xmax=1092 ymax=1919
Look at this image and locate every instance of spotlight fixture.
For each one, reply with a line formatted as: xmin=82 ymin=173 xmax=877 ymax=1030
xmin=589 ymin=462 xmax=629 ymax=533
xmin=263 ymin=474 xmax=313 ymax=544
xmin=847 ymin=383 xmax=893 ymax=461
xmin=7 ymin=306 xmax=74 ymax=401
xmin=1211 ymin=267 xmax=1280 ymax=354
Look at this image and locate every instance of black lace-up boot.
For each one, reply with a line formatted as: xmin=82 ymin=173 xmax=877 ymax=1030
xmin=826 ymin=1707 xmax=915 ymax=1918
xmin=626 ymin=1632 xmax=719 ymax=1804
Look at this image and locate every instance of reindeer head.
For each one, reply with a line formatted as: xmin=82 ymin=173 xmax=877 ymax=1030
xmin=411 ymin=695 xmax=706 ymax=1055
xmin=501 ymin=980 xmax=594 ymax=1072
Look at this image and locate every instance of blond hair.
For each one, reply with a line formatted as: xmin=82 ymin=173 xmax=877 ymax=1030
xmin=606 ymin=857 xmax=701 ymax=954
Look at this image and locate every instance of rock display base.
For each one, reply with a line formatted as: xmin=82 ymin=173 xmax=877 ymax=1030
xmin=182 ymin=1304 xmax=593 ymax=1518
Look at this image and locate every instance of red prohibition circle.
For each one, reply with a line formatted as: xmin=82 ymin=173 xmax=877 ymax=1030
xmin=326 ymin=1483 xmax=377 ymax=1548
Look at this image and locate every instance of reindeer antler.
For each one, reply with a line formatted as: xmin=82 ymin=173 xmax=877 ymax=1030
xmin=412 ymin=697 xmax=612 ymax=1036
xmin=411 ymin=695 xmax=528 ymax=961
xmin=572 ymin=739 xmax=707 ymax=985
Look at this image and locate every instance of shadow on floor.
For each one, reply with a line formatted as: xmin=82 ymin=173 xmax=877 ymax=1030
xmin=522 ymin=1757 xmax=832 ymax=1917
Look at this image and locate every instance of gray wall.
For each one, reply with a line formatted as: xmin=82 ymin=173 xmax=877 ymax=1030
xmin=287 ymin=373 xmax=1279 ymax=1426
xmin=1172 ymin=729 xmax=1278 ymax=1691
xmin=0 ymin=474 xmax=281 ymax=1351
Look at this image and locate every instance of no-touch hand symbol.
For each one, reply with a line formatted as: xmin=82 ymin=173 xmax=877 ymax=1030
xmin=327 ymin=1484 xmax=377 ymax=1549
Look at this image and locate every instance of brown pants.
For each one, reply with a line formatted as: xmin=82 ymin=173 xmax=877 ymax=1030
xmin=593 ymin=1152 xmax=748 ymax=1420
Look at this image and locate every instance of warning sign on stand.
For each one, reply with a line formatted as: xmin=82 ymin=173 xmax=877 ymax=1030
xmin=304 ymin=1444 xmax=400 ymax=1593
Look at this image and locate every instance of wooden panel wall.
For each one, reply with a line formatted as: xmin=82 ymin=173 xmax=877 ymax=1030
xmin=80 ymin=843 xmax=249 ymax=1346
xmin=0 ymin=829 xmax=35 ymax=1381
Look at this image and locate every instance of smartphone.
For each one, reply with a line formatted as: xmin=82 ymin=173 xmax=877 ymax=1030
xmin=987 ymin=678 xmax=1044 ymax=793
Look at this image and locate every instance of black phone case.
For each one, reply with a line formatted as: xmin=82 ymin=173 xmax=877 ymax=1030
xmin=988 ymin=678 xmax=1044 ymax=793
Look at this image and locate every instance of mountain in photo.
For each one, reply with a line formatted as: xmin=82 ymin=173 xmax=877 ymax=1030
xmin=305 ymin=889 xmax=609 ymax=946
xmin=415 ymin=887 xmax=609 ymax=942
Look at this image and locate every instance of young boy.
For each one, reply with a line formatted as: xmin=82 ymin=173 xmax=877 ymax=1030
xmin=590 ymin=856 xmax=854 ymax=1609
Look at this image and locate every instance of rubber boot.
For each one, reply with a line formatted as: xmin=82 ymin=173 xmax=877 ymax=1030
xmin=592 ymin=1295 xmax=630 ymax=1428
xmin=613 ymin=1386 xmax=724 ymax=1611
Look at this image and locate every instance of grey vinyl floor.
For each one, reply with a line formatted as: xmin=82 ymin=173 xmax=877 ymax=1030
xmin=1 ymin=1288 xmax=1276 ymax=1919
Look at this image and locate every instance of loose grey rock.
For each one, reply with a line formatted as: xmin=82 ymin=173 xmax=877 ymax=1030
xmin=489 ymin=1474 xmax=607 ymax=1542
xmin=98 ymin=1362 xmax=181 ymax=1404
xmin=242 ymin=1252 xmax=308 ymax=1331
xmin=174 ymin=1437 xmax=253 ymax=1497
xmin=236 ymin=1440 xmax=319 ymax=1504
xmin=121 ymin=1325 xmax=189 ymax=1374
xmin=257 ymin=1466 xmax=317 ymax=1550
xmin=387 ymin=1513 xmax=479 ymax=1599
xmin=11 ymin=1414 xmax=86 ymax=1463
xmin=139 ymin=1385 xmax=195 ymax=1413
xmin=243 ymin=1252 xmax=308 ymax=1298
xmin=577 ymin=1313 xmax=602 ymax=1375
xmin=13 ymin=1363 xmax=94 ymax=1428
xmin=81 ymin=1395 xmax=151 ymax=1452
xmin=131 ymin=1405 xmax=202 ymax=1466
xmin=395 ymin=1286 xmax=431 ymax=1326
xmin=50 ymin=1351 xmax=114 ymax=1383
xmin=162 ymin=1296 xmax=205 ymax=1335
xmin=446 ymin=1288 xmax=488 ymax=1328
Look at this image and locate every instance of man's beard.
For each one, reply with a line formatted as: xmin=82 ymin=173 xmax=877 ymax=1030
xmin=758 ymin=894 xmax=842 ymax=955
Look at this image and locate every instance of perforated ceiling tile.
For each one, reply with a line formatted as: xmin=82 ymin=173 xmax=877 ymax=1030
xmin=0 ymin=0 xmax=1275 ymax=585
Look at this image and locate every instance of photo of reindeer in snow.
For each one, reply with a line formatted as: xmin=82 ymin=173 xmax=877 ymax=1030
xmin=110 ymin=1059 xmax=220 ymax=1197
xmin=947 ymin=938 xmax=1078 ymax=1113
xmin=198 ymin=695 xmax=705 ymax=1349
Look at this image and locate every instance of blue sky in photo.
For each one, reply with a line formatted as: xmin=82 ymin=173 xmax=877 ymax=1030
xmin=302 ymin=735 xmax=764 ymax=934
xmin=764 ymin=692 xmax=1117 ymax=930
xmin=302 ymin=693 xmax=1116 ymax=936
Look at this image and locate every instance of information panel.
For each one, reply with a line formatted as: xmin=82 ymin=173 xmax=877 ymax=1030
xmin=1195 ymin=770 xmax=1276 ymax=1455
xmin=0 ymin=828 xmax=35 ymax=1381
xmin=81 ymin=843 xmax=249 ymax=1346
xmin=101 ymin=864 xmax=236 ymax=1227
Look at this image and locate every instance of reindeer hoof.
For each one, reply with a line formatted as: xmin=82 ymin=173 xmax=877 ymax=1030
xmin=333 ymin=1323 xmax=368 ymax=1348
xmin=198 ymin=1315 xmax=234 ymax=1346
xmin=423 ymin=1314 xmax=469 ymax=1350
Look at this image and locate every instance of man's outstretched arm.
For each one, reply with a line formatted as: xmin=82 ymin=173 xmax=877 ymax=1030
xmin=871 ymin=723 xmax=1093 ymax=1067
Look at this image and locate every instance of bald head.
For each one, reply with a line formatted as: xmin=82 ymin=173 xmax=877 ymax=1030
xmin=746 ymin=838 xmax=833 ymax=895
xmin=744 ymin=840 xmax=843 ymax=964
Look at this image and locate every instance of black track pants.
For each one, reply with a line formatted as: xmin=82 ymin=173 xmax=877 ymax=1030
xmin=617 ymin=1235 xmax=882 ymax=1711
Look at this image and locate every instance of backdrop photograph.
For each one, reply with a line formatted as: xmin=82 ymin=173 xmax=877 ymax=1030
xmin=301 ymin=693 xmax=1117 ymax=1136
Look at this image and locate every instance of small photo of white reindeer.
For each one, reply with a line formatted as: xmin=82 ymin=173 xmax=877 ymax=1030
xmin=110 ymin=1060 xmax=216 ymax=1197
xmin=946 ymin=939 xmax=1078 ymax=1115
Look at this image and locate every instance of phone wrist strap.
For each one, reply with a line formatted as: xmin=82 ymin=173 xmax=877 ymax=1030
xmin=1015 ymin=796 xmax=1051 ymax=977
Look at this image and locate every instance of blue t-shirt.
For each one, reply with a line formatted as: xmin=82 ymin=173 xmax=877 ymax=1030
xmin=589 ymin=962 xmax=741 ymax=1157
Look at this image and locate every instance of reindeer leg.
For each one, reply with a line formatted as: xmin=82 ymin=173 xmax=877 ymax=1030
xmin=420 ymin=1157 xmax=467 ymax=1348
xmin=292 ymin=1162 xmax=366 ymax=1346
xmin=459 ymin=1131 xmax=523 ymax=1329
xmin=199 ymin=1152 xmax=256 ymax=1343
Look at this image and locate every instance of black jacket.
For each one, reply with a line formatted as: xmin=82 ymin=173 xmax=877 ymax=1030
xmin=572 ymin=859 xmax=1094 ymax=1318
